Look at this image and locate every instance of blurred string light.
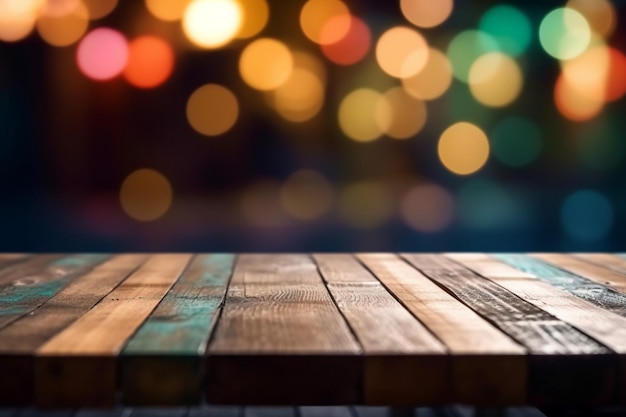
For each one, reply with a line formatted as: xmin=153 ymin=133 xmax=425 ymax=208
xmin=239 ymin=179 xmax=286 ymax=227
xmin=399 ymin=0 xmax=453 ymax=29
xmin=182 ymin=0 xmax=242 ymax=49
xmin=539 ymin=8 xmax=591 ymax=60
xmin=338 ymin=181 xmax=393 ymax=229
xmin=458 ymin=179 xmax=526 ymax=230
xmin=561 ymin=190 xmax=613 ymax=242
xmin=76 ymin=27 xmax=129 ymax=81
xmin=120 ymin=168 xmax=173 ymax=222
xmin=236 ymin=0 xmax=269 ymax=39
xmin=186 ymin=84 xmax=239 ymax=136
xmin=320 ymin=15 xmax=370 ymax=65
xmin=36 ymin=1 xmax=88 ymax=47
xmin=145 ymin=0 xmax=189 ymax=21
xmin=338 ymin=88 xmax=388 ymax=142
xmin=491 ymin=117 xmax=542 ymax=168
xmin=438 ymin=122 xmax=490 ymax=175
xmin=479 ymin=5 xmax=531 ymax=57
xmin=447 ymin=30 xmax=499 ymax=82
xmin=40 ymin=0 xmax=80 ymax=17
xmin=379 ymin=86 xmax=427 ymax=139
xmin=468 ymin=52 xmax=523 ymax=107
xmin=401 ymin=48 xmax=452 ymax=101
xmin=123 ymin=36 xmax=175 ymax=89
xmin=272 ymin=67 xmax=324 ymax=122
xmin=376 ymin=26 xmax=429 ymax=78
xmin=566 ymin=0 xmax=616 ymax=39
xmin=239 ymin=38 xmax=293 ymax=90
xmin=280 ymin=170 xmax=333 ymax=221
xmin=83 ymin=0 xmax=118 ymax=20
xmin=400 ymin=183 xmax=454 ymax=233
xmin=0 ymin=0 xmax=41 ymax=42
xmin=300 ymin=0 xmax=350 ymax=45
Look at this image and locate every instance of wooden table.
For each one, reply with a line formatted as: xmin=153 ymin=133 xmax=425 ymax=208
xmin=0 ymin=253 xmax=625 ymax=410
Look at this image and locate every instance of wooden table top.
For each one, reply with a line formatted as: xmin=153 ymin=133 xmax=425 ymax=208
xmin=0 ymin=253 xmax=625 ymax=409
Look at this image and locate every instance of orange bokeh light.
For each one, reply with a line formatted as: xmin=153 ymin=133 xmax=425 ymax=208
xmin=123 ymin=36 xmax=175 ymax=89
xmin=321 ymin=15 xmax=371 ymax=65
xmin=605 ymin=47 xmax=626 ymax=102
xmin=554 ymin=73 xmax=604 ymax=122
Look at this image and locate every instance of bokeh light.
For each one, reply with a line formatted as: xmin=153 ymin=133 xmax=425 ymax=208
xmin=378 ymin=87 xmax=427 ymax=139
xmin=447 ymin=30 xmax=499 ymax=82
xmin=36 ymin=1 xmax=88 ymax=47
xmin=236 ymin=0 xmax=269 ymax=39
xmin=401 ymin=48 xmax=452 ymax=101
xmin=120 ymin=168 xmax=173 ymax=222
xmin=376 ymin=26 xmax=429 ymax=79
xmin=300 ymin=0 xmax=350 ymax=45
xmin=240 ymin=179 xmax=286 ymax=227
xmin=554 ymin=72 xmax=604 ymax=121
xmin=145 ymin=0 xmax=189 ymax=21
xmin=320 ymin=15 xmax=370 ymax=66
xmin=561 ymin=190 xmax=613 ymax=242
xmin=0 ymin=0 xmax=40 ymax=42
xmin=400 ymin=0 xmax=453 ymax=29
xmin=401 ymin=183 xmax=455 ymax=233
xmin=239 ymin=38 xmax=294 ymax=91
xmin=281 ymin=170 xmax=333 ymax=221
xmin=76 ymin=28 xmax=129 ymax=81
xmin=41 ymin=0 xmax=80 ymax=17
xmin=182 ymin=0 xmax=242 ymax=49
xmin=83 ymin=0 xmax=118 ymax=20
xmin=438 ymin=122 xmax=490 ymax=175
xmin=468 ymin=52 xmax=523 ymax=107
xmin=577 ymin=121 xmax=625 ymax=171
xmin=458 ymin=179 xmax=526 ymax=230
xmin=186 ymin=84 xmax=239 ymax=136
xmin=338 ymin=88 xmax=389 ymax=142
xmin=539 ymin=7 xmax=591 ymax=60
xmin=338 ymin=181 xmax=393 ymax=229
xmin=273 ymin=67 xmax=324 ymax=123
xmin=566 ymin=0 xmax=616 ymax=39
xmin=123 ymin=36 xmax=175 ymax=89
xmin=479 ymin=5 xmax=532 ymax=57
xmin=491 ymin=116 xmax=542 ymax=168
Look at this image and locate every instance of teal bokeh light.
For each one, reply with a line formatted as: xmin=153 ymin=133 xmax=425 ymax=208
xmin=458 ymin=179 xmax=527 ymax=230
xmin=561 ymin=190 xmax=613 ymax=242
xmin=479 ymin=5 xmax=532 ymax=57
xmin=491 ymin=116 xmax=542 ymax=168
xmin=447 ymin=30 xmax=499 ymax=82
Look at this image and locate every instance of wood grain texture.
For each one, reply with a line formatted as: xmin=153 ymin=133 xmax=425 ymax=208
xmin=314 ymin=254 xmax=447 ymax=405
xmin=207 ymin=254 xmax=360 ymax=405
xmin=447 ymin=253 xmax=626 ymax=405
xmin=0 ymin=255 xmax=146 ymax=406
xmin=35 ymin=254 xmax=192 ymax=408
xmin=121 ymin=254 xmax=235 ymax=406
xmin=495 ymin=254 xmax=626 ymax=318
xmin=357 ymin=253 xmax=526 ymax=406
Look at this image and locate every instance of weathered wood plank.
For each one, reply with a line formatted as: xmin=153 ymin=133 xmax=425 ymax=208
xmin=207 ymin=254 xmax=361 ymax=405
xmin=494 ymin=254 xmax=626 ymax=317
xmin=357 ymin=253 xmax=526 ymax=406
xmin=0 ymin=255 xmax=61 ymax=287
xmin=0 ymin=255 xmax=146 ymax=406
xmin=121 ymin=254 xmax=236 ymax=406
xmin=35 ymin=254 xmax=192 ymax=408
xmin=447 ymin=253 xmax=626 ymax=405
xmin=573 ymin=253 xmax=626 ymax=276
xmin=313 ymin=254 xmax=447 ymax=405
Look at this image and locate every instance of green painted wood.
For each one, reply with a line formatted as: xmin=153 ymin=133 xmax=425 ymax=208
xmin=495 ymin=254 xmax=626 ymax=317
xmin=121 ymin=254 xmax=236 ymax=405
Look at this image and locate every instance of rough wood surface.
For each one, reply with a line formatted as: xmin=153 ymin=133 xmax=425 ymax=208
xmin=313 ymin=254 xmax=447 ymax=405
xmin=357 ymin=253 xmax=526 ymax=405
xmin=207 ymin=254 xmax=360 ymax=405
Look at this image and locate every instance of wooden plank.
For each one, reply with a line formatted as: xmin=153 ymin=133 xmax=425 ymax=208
xmin=299 ymin=407 xmax=353 ymax=417
xmin=357 ymin=253 xmax=526 ymax=406
xmin=188 ymin=406 xmax=241 ymax=417
xmin=35 ymin=254 xmax=192 ymax=408
xmin=0 ymin=255 xmax=61 ymax=287
xmin=0 ymin=255 xmax=146 ymax=406
xmin=494 ymin=254 xmax=626 ymax=317
xmin=207 ymin=254 xmax=361 ymax=405
xmin=313 ymin=254 xmax=447 ymax=405
xmin=121 ymin=254 xmax=235 ymax=406
xmin=532 ymin=253 xmax=626 ymax=294
xmin=447 ymin=253 xmax=626 ymax=405
xmin=573 ymin=253 xmax=626 ymax=276
xmin=128 ymin=409 xmax=186 ymax=417
xmin=0 ymin=254 xmax=29 ymax=268
xmin=244 ymin=408 xmax=295 ymax=417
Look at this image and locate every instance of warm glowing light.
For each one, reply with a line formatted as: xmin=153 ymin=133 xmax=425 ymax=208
xmin=239 ymin=38 xmax=293 ymax=91
xmin=479 ymin=5 xmax=532 ymax=57
xmin=401 ymin=184 xmax=455 ymax=233
xmin=438 ymin=122 xmax=490 ymax=175
xmin=124 ymin=36 xmax=174 ymax=89
xmin=554 ymin=73 xmax=603 ymax=121
xmin=0 ymin=0 xmax=40 ymax=42
xmin=604 ymin=48 xmax=626 ymax=102
xmin=469 ymin=52 xmax=523 ymax=107
xmin=567 ymin=0 xmax=616 ymax=39
xmin=447 ymin=30 xmax=499 ymax=82
xmin=338 ymin=181 xmax=392 ymax=229
xmin=273 ymin=68 xmax=324 ymax=122
xmin=240 ymin=179 xmax=286 ymax=227
xmin=182 ymin=0 xmax=242 ymax=49
xmin=400 ymin=0 xmax=453 ymax=29
xmin=561 ymin=190 xmax=613 ymax=242
xmin=41 ymin=0 xmax=80 ymax=17
xmin=37 ymin=2 xmax=88 ymax=47
xmin=186 ymin=84 xmax=239 ymax=136
xmin=561 ymin=46 xmax=610 ymax=103
xmin=145 ymin=0 xmax=189 ymax=21
xmin=300 ymin=0 xmax=350 ymax=45
xmin=402 ymin=48 xmax=452 ymax=100
xmin=292 ymin=50 xmax=327 ymax=84
xmin=376 ymin=26 xmax=429 ymax=78
xmin=236 ymin=0 xmax=269 ymax=39
xmin=378 ymin=87 xmax=427 ymax=139
xmin=83 ymin=0 xmax=118 ymax=19
xmin=281 ymin=170 xmax=333 ymax=221
xmin=321 ymin=15 xmax=370 ymax=66
xmin=76 ymin=28 xmax=129 ymax=81
xmin=120 ymin=168 xmax=173 ymax=222
xmin=491 ymin=116 xmax=542 ymax=168
xmin=339 ymin=89 xmax=388 ymax=142
xmin=539 ymin=8 xmax=591 ymax=60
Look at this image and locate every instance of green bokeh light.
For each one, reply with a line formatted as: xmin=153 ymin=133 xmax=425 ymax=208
xmin=479 ymin=5 xmax=532 ymax=57
xmin=539 ymin=7 xmax=591 ymax=60
xmin=491 ymin=116 xmax=542 ymax=167
xmin=446 ymin=30 xmax=499 ymax=82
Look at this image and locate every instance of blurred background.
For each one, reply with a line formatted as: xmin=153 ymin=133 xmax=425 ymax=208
xmin=0 ymin=0 xmax=625 ymax=252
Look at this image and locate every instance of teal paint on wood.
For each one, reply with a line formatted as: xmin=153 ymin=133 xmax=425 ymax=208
xmin=495 ymin=254 xmax=626 ymax=317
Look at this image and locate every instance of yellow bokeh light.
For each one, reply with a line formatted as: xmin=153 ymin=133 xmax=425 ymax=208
xmin=281 ymin=170 xmax=333 ymax=221
xmin=0 ymin=0 xmax=40 ymax=42
xmin=376 ymin=26 xmax=429 ymax=78
xmin=567 ymin=0 xmax=616 ymax=39
xmin=37 ymin=2 xmax=88 ymax=47
xmin=402 ymin=48 xmax=452 ymax=101
xmin=41 ymin=0 xmax=80 ymax=17
xmin=469 ymin=52 xmax=523 ymax=107
xmin=400 ymin=0 xmax=454 ymax=28
xmin=182 ymin=0 xmax=242 ymax=49
xmin=273 ymin=68 xmax=324 ymax=122
xmin=438 ymin=122 xmax=490 ymax=175
xmin=378 ymin=87 xmax=427 ymax=139
xmin=562 ymin=45 xmax=610 ymax=102
xmin=82 ymin=0 xmax=118 ymax=19
xmin=120 ymin=168 xmax=173 ymax=222
xmin=401 ymin=183 xmax=455 ymax=233
xmin=339 ymin=181 xmax=393 ymax=229
xmin=292 ymin=50 xmax=327 ymax=84
xmin=145 ymin=0 xmax=189 ymax=21
xmin=239 ymin=38 xmax=293 ymax=91
xmin=186 ymin=84 xmax=239 ymax=136
xmin=300 ymin=0 xmax=350 ymax=45
xmin=339 ymin=88 xmax=389 ymax=142
xmin=236 ymin=0 xmax=269 ymax=39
